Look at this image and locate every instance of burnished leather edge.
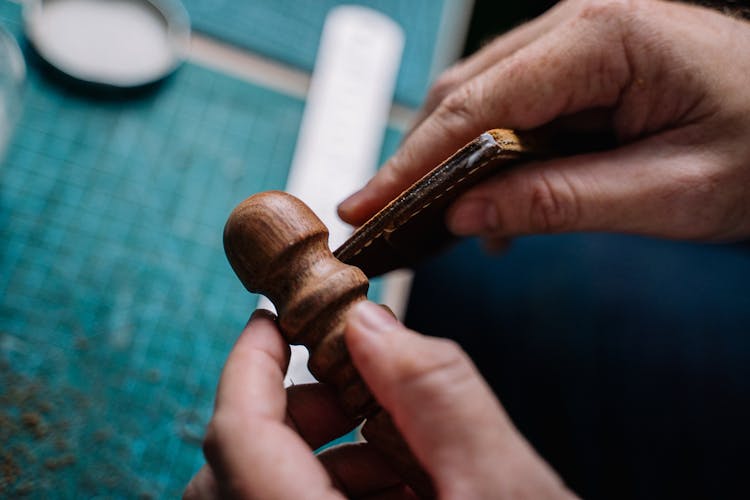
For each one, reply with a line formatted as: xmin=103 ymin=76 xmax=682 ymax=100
xmin=335 ymin=129 xmax=536 ymax=277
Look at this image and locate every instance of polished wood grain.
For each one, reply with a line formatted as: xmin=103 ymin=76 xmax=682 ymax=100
xmin=224 ymin=190 xmax=434 ymax=497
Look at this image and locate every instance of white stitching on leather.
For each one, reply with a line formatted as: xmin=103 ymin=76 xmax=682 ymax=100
xmin=347 ymin=150 xmax=506 ymax=258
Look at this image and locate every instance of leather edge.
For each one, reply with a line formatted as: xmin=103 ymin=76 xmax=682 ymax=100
xmin=335 ymin=129 xmax=533 ymax=276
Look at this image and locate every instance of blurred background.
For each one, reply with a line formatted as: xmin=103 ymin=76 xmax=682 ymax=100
xmin=1 ymin=0 xmax=748 ymax=498
xmin=0 ymin=0 xmax=478 ymax=496
xmin=407 ymin=2 xmax=750 ymax=500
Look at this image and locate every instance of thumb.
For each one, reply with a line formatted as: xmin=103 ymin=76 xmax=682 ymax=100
xmin=345 ymin=301 xmax=569 ymax=498
xmin=337 ymin=3 xmax=631 ymax=226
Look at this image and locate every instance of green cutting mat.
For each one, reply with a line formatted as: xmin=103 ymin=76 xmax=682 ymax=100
xmin=182 ymin=0 xmax=448 ymax=107
xmin=0 ymin=2 xmax=400 ymax=497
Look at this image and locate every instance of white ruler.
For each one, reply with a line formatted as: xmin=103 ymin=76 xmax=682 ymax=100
xmin=256 ymin=6 xmax=404 ymax=385
xmin=286 ymin=5 xmax=404 ymax=248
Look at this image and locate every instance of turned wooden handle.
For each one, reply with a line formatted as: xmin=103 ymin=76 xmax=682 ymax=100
xmin=223 ymin=190 xmax=434 ymax=497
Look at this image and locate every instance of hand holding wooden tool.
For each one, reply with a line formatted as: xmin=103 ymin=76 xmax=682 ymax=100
xmin=223 ymin=190 xmax=434 ymax=497
xmin=222 ymin=129 xmax=596 ymax=497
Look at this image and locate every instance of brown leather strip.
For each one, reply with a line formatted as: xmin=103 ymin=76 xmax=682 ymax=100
xmin=334 ymin=129 xmax=537 ymax=277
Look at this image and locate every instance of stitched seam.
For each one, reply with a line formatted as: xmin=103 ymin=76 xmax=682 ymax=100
xmin=348 ymin=150 xmax=507 ymax=258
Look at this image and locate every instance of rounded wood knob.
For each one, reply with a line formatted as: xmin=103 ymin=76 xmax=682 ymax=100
xmin=223 ymin=191 xmax=376 ymax=415
xmin=224 ymin=190 xmax=433 ymax=497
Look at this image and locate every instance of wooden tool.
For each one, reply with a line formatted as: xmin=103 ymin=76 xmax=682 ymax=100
xmin=223 ymin=190 xmax=434 ymax=497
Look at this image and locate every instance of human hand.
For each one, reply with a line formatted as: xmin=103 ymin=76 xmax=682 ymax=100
xmin=184 ymin=303 xmax=576 ymax=499
xmin=338 ymin=0 xmax=750 ymax=245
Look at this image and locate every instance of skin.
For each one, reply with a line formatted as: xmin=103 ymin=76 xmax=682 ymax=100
xmin=186 ymin=1 xmax=750 ymax=497
xmin=338 ymin=0 xmax=750 ymax=248
xmin=184 ymin=304 xmax=576 ymax=499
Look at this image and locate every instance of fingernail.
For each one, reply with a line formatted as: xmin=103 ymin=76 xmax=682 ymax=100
xmin=350 ymin=301 xmax=399 ymax=335
xmin=447 ymin=199 xmax=497 ymax=235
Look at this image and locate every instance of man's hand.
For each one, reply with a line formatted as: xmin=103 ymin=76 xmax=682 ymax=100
xmin=338 ymin=0 xmax=750 ymax=244
xmin=184 ymin=303 xmax=575 ymax=499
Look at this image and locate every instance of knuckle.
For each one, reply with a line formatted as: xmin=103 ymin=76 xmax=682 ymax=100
xmin=378 ymin=153 xmax=412 ymax=189
xmin=525 ymin=171 xmax=579 ymax=233
xmin=668 ymin=165 xmax=729 ymax=239
xmin=435 ymin=83 xmax=480 ymax=131
xmin=395 ymin=336 xmax=472 ymax=392
xmin=428 ymin=337 xmax=466 ymax=366
xmin=577 ymin=0 xmax=641 ymax=21
xmin=426 ymin=66 xmax=463 ymax=108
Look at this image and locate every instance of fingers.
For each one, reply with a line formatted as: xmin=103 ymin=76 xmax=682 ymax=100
xmin=344 ymin=302 xmax=517 ymax=475
xmin=344 ymin=0 xmax=749 ymax=241
xmin=286 ymin=383 xmax=359 ymax=450
xmin=194 ymin=312 xmax=413 ymax=499
xmin=338 ymin=1 xmax=632 ymax=226
xmin=446 ymin=133 xmax=735 ymax=240
xmin=203 ymin=311 xmax=343 ymax=499
xmin=413 ymin=0 xmax=581 ymax=128
xmin=318 ymin=443 xmax=415 ymax=499
xmin=213 ymin=309 xmax=289 ymax=418
xmin=345 ymin=301 xmax=572 ymax=498
xmin=183 ymin=465 xmax=219 ymax=500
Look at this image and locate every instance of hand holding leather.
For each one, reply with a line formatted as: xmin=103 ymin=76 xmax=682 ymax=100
xmin=339 ymin=0 xmax=750 ymax=243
